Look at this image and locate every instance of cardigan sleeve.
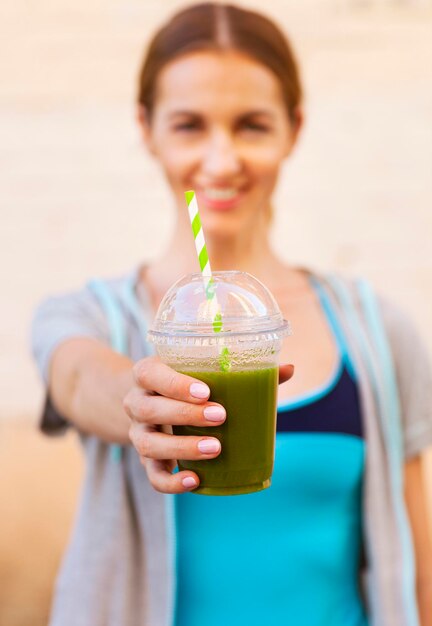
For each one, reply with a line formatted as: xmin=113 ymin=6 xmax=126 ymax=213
xmin=380 ymin=298 xmax=432 ymax=459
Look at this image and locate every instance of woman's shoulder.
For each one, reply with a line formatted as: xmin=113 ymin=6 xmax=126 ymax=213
xmin=306 ymin=269 xmax=432 ymax=456
xmin=31 ymin=268 xmax=139 ymax=359
xmin=309 ymin=269 xmax=428 ymax=358
xmin=309 ymin=269 xmax=411 ymax=320
xmin=34 ymin=267 xmax=138 ymax=313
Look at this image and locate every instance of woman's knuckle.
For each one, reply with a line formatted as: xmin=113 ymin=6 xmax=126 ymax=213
xmin=174 ymin=436 xmax=188 ymax=455
xmin=137 ymin=431 xmax=152 ymax=457
xmin=123 ymin=391 xmax=145 ymax=422
xmin=178 ymin=402 xmax=193 ymax=423
xmin=122 ymin=395 xmax=132 ymax=417
xmin=139 ymin=454 xmax=147 ymax=469
xmin=137 ymin=395 xmax=152 ymax=421
xmin=134 ymin=358 xmax=152 ymax=386
xmin=167 ymin=372 xmax=182 ymax=398
xmin=128 ymin=423 xmax=136 ymax=444
xmin=150 ymin=472 xmax=169 ymax=494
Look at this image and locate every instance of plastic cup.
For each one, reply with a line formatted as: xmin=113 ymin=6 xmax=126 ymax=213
xmin=147 ymin=271 xmax=290 ymax=496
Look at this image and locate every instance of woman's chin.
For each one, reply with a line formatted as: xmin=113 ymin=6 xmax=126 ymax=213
xmin=202 ymin=215 xmax=245 ymax=240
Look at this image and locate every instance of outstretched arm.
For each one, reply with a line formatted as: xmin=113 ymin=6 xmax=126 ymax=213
xmin=48 ymin=337 xmax=133 ymax=444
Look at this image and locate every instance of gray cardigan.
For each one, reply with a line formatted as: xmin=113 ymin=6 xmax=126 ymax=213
xmin=31 ymin=270 xmax=432 ymax=626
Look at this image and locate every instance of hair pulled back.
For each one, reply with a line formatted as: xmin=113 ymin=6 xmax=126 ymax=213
xmin=138 ymin=2 xmax=303 ymax=122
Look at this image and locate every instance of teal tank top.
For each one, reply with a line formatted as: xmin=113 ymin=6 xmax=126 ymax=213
xmin=174 ymin=285 xmax=369 ymax=626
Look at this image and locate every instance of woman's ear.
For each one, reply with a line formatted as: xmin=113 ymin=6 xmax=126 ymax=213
xmin=136 ymin=105 xmax=156 ymax=155
xmin=284 ymin=106 xmax=304 ymax=157
xmin=291 ymin=106 xmax=304 ymax=140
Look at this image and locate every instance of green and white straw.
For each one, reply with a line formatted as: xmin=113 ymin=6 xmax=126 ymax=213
xmin=185 ymin=190 xmax=212 ymax=279
xmin=185 ymin=190 xmax=230 ymax=370
xmin=185 ymin=189 xmax=218 ymax=312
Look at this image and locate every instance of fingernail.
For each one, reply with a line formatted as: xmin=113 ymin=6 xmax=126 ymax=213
xmin=190 ymin=383 xmax=210 ymax=399
xmin=203 ymin=406 xmax=226 ymax=422
xmin=182 ymin=476 xmax=197 ymax=489
xmin=197 ymin=438 xmax=221 ymax=454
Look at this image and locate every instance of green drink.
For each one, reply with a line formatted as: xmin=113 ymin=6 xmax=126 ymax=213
xmin=147 ymin=271 xmax=290 ymax=496
xmin=174 ymin=367 xmax=278 ymax=495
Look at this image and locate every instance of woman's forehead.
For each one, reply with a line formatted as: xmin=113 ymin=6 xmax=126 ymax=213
xmin=154 ymin=50 xmax=284 ymax=115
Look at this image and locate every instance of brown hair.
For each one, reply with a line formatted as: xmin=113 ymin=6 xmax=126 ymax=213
xmin=137 ymin=2 xmax=303 ymax=123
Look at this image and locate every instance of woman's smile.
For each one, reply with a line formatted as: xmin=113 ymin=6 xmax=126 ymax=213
xmin=195 ymin=185 xmax=247 ymax=211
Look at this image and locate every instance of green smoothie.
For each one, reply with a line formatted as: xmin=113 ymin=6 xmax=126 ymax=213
xmin=174 ymin=366 xmax=278 ymax=495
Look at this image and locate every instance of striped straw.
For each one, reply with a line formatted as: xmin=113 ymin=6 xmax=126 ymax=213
xmin=185 ymin=190 xmax=230 ymax=370
xmin=185 ymin=190 xmax=211 ymax=278
xmin=185 ymin=189 xmax=218 ymax=306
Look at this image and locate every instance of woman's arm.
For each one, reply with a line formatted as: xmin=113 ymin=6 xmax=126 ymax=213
xmin=404 ymin=453 xmax=432 ymax=626
xmin=48 ymin=337 xmax=134 ymax=444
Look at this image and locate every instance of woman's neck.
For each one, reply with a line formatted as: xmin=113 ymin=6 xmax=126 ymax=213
xmin=141 ymin=212 xmax=305 ymax=308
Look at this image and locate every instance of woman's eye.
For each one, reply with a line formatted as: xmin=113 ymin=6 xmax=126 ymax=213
xmin=240 ymin=121 xmax=270 ymax=133
xmin=172 ymin=121 xmax=202 ymax=132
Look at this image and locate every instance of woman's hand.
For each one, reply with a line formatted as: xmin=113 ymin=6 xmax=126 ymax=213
xmin=124 ymin=356 xmax=294 ymax=494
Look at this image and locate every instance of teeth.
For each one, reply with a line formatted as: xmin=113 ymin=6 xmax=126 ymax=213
xmin=203 ymin=188 xmax=238 ymax=201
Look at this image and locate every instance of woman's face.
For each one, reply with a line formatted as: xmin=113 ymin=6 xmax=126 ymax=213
xmin=140 ymin=50 xmax=301 ymax=237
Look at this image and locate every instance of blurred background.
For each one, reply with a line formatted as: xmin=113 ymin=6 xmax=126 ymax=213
xmin=1 ymin=0 xmax=431 ymax=624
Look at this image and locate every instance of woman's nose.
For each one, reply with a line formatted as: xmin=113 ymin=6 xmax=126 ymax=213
xmin=201 ymin=131 xmax=241 ymax=178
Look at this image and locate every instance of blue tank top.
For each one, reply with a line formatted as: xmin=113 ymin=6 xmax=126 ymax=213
xmin=174 ymin=285 xmax=369 ymax=626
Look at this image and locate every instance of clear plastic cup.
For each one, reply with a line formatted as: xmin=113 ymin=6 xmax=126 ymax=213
xmin=147 ymin=271 xmax=290 ymax=495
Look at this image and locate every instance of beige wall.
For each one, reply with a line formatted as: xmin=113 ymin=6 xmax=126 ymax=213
xmin=1 ymin=0 xmax=431 ymax=420
xmin=1 ymin=2 xmax=431 ymax=624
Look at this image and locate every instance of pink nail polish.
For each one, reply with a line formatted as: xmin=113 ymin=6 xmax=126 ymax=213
xmin=190 ymin=382 xmax=210 ymax=399
xmin=182 ymin=476 xmax=197 ymax=489
xmin=197 ymin=439 xmax=221 ymax=454
xmin=203 ymin=406 xmax=226 ymax=422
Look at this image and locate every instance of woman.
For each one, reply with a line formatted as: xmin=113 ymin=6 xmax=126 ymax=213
xmin=31 ymin=3 xmax=432 ymax=626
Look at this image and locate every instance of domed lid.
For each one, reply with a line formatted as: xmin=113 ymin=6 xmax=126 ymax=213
xmin=147 ymin=271 xmax=290 ymax=345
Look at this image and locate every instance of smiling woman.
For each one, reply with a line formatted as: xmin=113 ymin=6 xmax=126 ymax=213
xmin=136 ymin=3 xmax=302 ymax=245
xmin=138 ymin=50 xmax=301 ymax=240
xmin=29 ymin=3 xmax=432 ymax=626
